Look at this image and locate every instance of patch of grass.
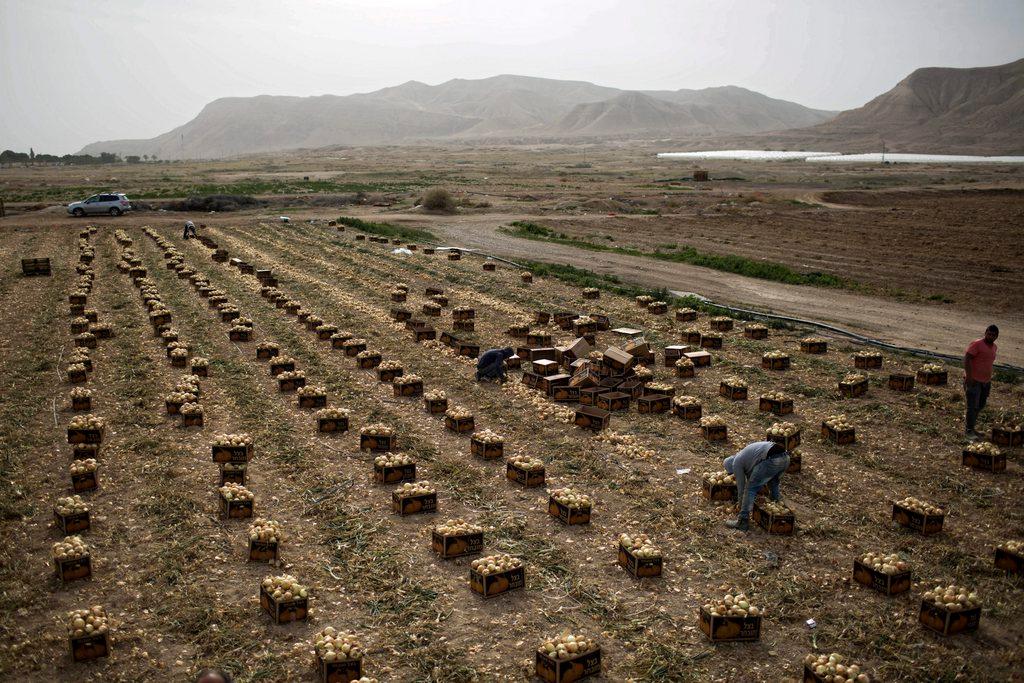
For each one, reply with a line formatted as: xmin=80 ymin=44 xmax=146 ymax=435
xmin=336 ymin=216 xmax=438 ymax=242
xmin=504 ymin=221 xmax=852 ymax=289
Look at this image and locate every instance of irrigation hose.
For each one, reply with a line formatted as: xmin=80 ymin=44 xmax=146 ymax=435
xmin=433 ymin=245 xmax=1024 ymax=376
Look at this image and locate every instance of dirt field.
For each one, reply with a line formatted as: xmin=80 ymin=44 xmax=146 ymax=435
xmin=1 ymin=210 xmax=1022 ymax=682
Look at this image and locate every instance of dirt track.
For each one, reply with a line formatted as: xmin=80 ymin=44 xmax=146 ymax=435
xmin=377 ymin=211 xmax=1024 ymax=367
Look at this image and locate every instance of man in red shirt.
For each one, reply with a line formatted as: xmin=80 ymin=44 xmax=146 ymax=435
xmin=964 ymin=325 xmax=999 ymax=440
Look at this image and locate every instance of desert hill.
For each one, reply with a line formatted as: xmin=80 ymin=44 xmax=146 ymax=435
xmin=79 ymin=74 xmax=834 ymax=159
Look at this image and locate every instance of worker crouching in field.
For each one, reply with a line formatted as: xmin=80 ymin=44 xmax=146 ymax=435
xmin=723 ymin=441 xmax=790 ymax=532
xmin=476 ymin=347 xmax=515 ymax=383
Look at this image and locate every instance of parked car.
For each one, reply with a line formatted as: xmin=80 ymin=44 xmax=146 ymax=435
xmin=67 ymin=193 xmax=132 ymax=216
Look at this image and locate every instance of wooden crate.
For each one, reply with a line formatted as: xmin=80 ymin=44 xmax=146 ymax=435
xmin=278 ymin=376 xmax=306 ymax=392
xmin=961 ymin=448 xmax=1006 ymax=473
xmin=752 ymin=503 xmax=795 ymax=535
xmin=521 ymin=372 xmax=541 ymax=389
xmin=55 ymin=509 xmax=90 ymax=535
xmin=454 ymin=319 xmax=475 ymax=332
xmin=994 ymin=547 xmax=1024 ymax=576
xmin=535 ymin=647 xmax=601 ymax=683
xmin=457 ymin=343 xmax=480 ymax=359
xmin=676 ymin=309 xmax=697 ymax=322
xmin=424 ymin=397 xmax=448 ymax=415
xmin=471 ymin=438 xmax=503 ymax=460
xmin=432 ymin=530 xmax=483 ymax=559
xmin=853 ymin=559 xmax=911 ymax=596
xmin=702 ymin=480 xmax=737 ymax=501
xmin=699 ymin=608 xmax=761 ymax=642
xmin=378 ymin=367 xmax=403 ymax=383
xmin=821 ymin=423 xmax=856 ymax=445
xmin=991 ymin=426 xmax=1024 ymax=448
xmin=800 ymin=340 xmax=828 ymax=354
xmin=413 ymin=327 xmax=436 ymax=342
xmin=684 ymin=351 xmax=711 ymax=367
xmin=67 ymin=427 xmax=104 ymax=445
xmin=550 ymin=385 xmax=580 ymax=403
xmin=249 ymin=539 xmax=279 ymax=563
xmin=71 ymin=397 xmax=92 ymax=412
xmin=702 ymin=425 xmax=728 ymax=442
xmin=445 ymin=415 xmax=475 ymax=434
xmin=596 ymin=391 xmax=631 ymax=412
xmin=673 ymin=404 xmax=702 ymax=421
xmin=647 ymin=302 xmax=668 ymax=314
xmin=392 ymin=491 xmax=437 ymax=516
xmin=470 ymin=565 xmax=525 ymax=599
xmin=220 ymin=495 xmax=253 ymax=520
xmin=229 ymin=328 xmax=252 ymax=342
xmin=618 ymin=544 xmax=663 ymax=578
xmin=762 ymin=356 xmax=791 ymax=371
xmin=182 ymin=413 xmax=204 ymax=427
xmin=212 ymin=444 xmax=253 ymax=464
xmin=855 ymin=355 xmax=883 ymax=369
xmin=70 ymin=632 xmax=110 ymax=662
xmin=700 ymin=335 xmax=723 ymax=350
xmin=374 ymin=462 xmax=416 ymax=485
xmin=298 ymin=394 xmax=328 ymax=409
xmin=759 ymin=397 xmax=793 ymax=416
xmin=744 ymin=326 xmax=769 ymax=340
xmin=839 ymin=379 xmax=869 ymax=398
xmin=767 ymin=431 xmax=801 ymax=451
xmin=390 ymin=307 xmax=412 ymax=322
xmin=360 ymin=434 xmax=394 ymax=452
xmin=681 ymin=330 xmax=702 ymax=344
xmin=719 ymin=383 xmax=747 ymax=401
xmin=344 ymin=341 xmax=367 ymax=357
xmin=260 ymin=585 xmax=308 ymax=624
xmin=548 ymin=497 xmax=591 ymax=525
xmin=537 ymin=373 xmax=570 ymax=395
xmin=917 ymin=369 xmax=948 ymax=386
xmin=919 ymin=601 xmax=980 ymax=636
xmin=637 ymin=394 xmax=671 ymax=414
xmin=892 ymin=503 xmax=943 ymax=535
xmin=506 ymin=462 xmax=545 ymax=488
xmin=21 ymin=258 xmax=52 ymax=276
xmin=55 ymin=555 xmax=92 ymax=582
xmin=219 ymin=463 xmax=247 ymax=486
xmin=317 ymin=417 xmax=350 ymax=434
xmin=394 ymin=380 xmax=424 ymax=398
xmin=357 ymin=353 xmax=382 ymax=369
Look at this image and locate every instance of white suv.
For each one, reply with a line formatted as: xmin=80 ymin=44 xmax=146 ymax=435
xmin=67 ymin=193 xmax=132 ymax=216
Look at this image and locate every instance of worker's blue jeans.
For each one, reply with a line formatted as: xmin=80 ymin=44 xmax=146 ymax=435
xmin=739 ymin=455 xmax=789 ymax=520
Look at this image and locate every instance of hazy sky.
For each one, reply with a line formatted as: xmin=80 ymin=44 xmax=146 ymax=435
xmin=2 ymin=0 xmax=1022 ymax=153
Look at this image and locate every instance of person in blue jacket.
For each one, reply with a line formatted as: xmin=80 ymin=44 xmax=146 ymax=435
xmin=722 ymin=441 xmax=790 ymax=531
xmin=476 ymin=347 xmax=515 ymax=382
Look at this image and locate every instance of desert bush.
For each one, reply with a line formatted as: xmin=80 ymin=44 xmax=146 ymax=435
xmin=421 ymin=187 xmax=456 ymax=213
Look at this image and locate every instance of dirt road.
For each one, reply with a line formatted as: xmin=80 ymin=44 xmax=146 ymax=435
xmin=377 ymin=211 xmax=1024 ymax=367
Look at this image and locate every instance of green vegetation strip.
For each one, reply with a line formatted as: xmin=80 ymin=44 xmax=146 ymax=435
xmin=503 ymin=221 xmax=850 ymax=289
xmin=336 ymin=216 xmax=438 ymax=242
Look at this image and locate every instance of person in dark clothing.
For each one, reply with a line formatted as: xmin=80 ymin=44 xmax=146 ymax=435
xmin=183 ymin=220 xmax=197 ymax=239
xmin=722 ymin=441 xmax=790 ymax=532
xmin=477 ymin=347 xmax=515 ymax=382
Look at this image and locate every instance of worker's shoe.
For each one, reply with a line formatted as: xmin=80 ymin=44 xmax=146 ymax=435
xmin=725 ymin=518 xmax=749 ymax=532
xmin=965 ymin=430 xmax=980 ymax=442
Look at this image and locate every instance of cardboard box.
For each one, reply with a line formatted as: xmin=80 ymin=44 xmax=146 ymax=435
xmin=260 ymin=585 xmax=308 ymax=623
xmin=249 ymin=539 xmax=279 ymax=563
xmin=521 ymin=372 xmax=541 ymax=389
xmin=506 ymin=461 xmax=545 ymax=488
xmin=603 ymin=347 xmax=635 ymax=372
xmin=961 ymin=449 xmax=1006 ymax=473
xmin=538 ymin=373 xmax=570 ymax=395
xmin=578 ymin=387 xmax=606 ymax=406
xmin=759 ymin=397 xmax=793 ymax=416
xmin=392 ymin=491 xmax=437 ymax=516
xmin=318 ymin=417 xmax=350 ymax=434
xmin=853 ymin=559 xmax=911 ymax=595
xmin=700 ymin=335 xmax=722 ymax=350
xmin=664 ymin=345 xmax=689 ymax=367
xmin=752 ymin=502 xmax=795 ymax=534
xmin=548 ymin=497 xmax=591 ymax=525
xmin=618 ymin=544 xmax=663 ymax=578
xmin=575 ymin=406 xmax=610 ymax=431
xmin=699 ymin=608 xmax=761 ymax=642
xmin=550 ymin=385 xmax=580 ymax=403
xmin=528 ymin=347 xmax=557 ymax=362
xmin=471 ymin=565 xmax=525 ymax=599
xmin=919 ymin=601 xmax=980 ymax=636
xmin=458 ymin=343 xmax=480 ymax=359
xmin=535 ymin=647 xmax=601 ymax=683
xmin=432 ymin=530 xmax=484 ymax=559
xmin=892 ymin=502 xmax=943 ymax=535
xmin=681 ymin=330 xmax=702 ymax=344
xmin=67 ymin=425 xmax=105 ymax=446
xmin=374 ymin=462 xmax=416 ymax=485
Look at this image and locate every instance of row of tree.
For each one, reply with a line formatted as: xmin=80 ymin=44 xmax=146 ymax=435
xmin=0 ymin=149 xmax=161 ymax=167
